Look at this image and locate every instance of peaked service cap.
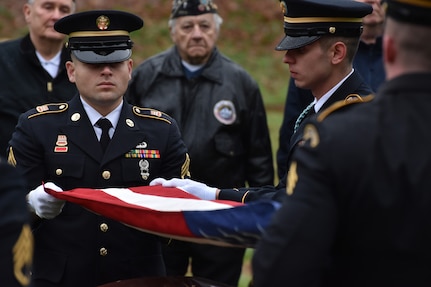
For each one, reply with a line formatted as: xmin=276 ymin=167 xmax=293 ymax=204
xmin=276 ymin=0 xmax=373 ymax=51
xmin=54 ymin=10 xmax=143 ymax=63
xmin=385 ymin=0 xmax=431 ymax=26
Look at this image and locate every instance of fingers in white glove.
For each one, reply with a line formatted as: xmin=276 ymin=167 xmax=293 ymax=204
xmin=166 ymin=178 xmax=217 ymax=200
xmin=160 ymin=178 xmax=191 ymax=188
xmin=27 ymin=182 xmax=65 ymax=219
xmin=150 ymin=178 xmax=194 ymax=188
xmin=149 ymin=178 xmax=218 ymax=200
xmin=44 ymin=182 xmax=63 ymax=192
xmin=149 ymin=178 xmax=168 ymax=186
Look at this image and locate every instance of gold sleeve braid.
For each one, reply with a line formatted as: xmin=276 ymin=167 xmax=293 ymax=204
xmin=241 ymin=190 xmax=250 ymax=203
xmin=7 ymin=147 xmax=17 ymax=167
xmin=181 ymin=153 xmax=191 ymax=179
xmin=13 ymin=224 xmax=33 ymax=286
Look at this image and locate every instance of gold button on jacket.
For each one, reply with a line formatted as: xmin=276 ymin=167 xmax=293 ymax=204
xmin=100 ymin=223 xmax=108 ymax=232
xmin=99 ymin=247 xmax=108 ymax=256
xmin=102 ymin=170 xmax=111 ymax=180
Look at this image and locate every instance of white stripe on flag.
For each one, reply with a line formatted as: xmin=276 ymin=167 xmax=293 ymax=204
xmin=101 ymin=188 xmax=234 ymax=211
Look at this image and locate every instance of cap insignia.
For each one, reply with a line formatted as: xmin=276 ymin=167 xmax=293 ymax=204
xmin=96 ymin=15 xmax=110 ymax=30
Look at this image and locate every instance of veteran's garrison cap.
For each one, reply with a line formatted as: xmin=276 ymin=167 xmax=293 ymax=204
xmin=385 ymin=0 xmax=431 ymax=26
xmin=276 ymin=0 xmax=373 ymax=51
xmin=171 ymin=0 xmax=218 ymax=19
xmin=54 ymin=10 xmax=143 ymax=64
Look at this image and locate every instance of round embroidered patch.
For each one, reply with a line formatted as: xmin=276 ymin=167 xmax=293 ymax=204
xmin=213 ymin=100 xmax=236 ymax=125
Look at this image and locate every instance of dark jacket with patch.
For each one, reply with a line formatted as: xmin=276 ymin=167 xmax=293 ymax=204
xmin=0 ymin=34 xmax=77 ymax=158
xmin=126 ymin=47 xmax=273 ymax=189
xmin=253 ymin=73 xmax=431 ymax=287
xmin=8 ymin=95 xmax=189 ymax=287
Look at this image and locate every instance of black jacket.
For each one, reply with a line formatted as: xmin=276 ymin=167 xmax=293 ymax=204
xmin=126 ymin=47 xmax=273 ymax=188
xmin=0 ymin=35 xmax=77 ymax=157
xmin=8 ymin=96 xmax=190 ymax=287
xmin=253 ymin=73 xmax=431 ymax=287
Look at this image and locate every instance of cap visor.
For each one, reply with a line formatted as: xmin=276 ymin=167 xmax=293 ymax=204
xmin=275 ymin=35 xmax=320 ymax=51
xmin=72 ymin=49 xmax=132 ymax=64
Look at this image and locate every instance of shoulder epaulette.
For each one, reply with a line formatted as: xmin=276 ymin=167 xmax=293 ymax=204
xmin=132 ymin=106 xmax=172 ymax=124
xmin=28 ymin=103 xmax=68 ymax=119
xmin=317 ymin=94 xmax=374 ymax=122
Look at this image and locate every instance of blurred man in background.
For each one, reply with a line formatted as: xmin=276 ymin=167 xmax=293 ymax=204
xmin=0 ymin=0 xmax=77 ymax=157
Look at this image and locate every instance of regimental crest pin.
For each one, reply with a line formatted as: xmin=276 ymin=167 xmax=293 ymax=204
xmin=136 ymin=141 xmax=148 ymax=149
xmin=139 ymin=159 xmax=150 ymax=180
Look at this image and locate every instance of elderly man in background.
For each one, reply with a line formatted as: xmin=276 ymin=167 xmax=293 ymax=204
xmin=126 ymin=0 xmax=274 ymax=285
xmin=0 ymin=0 xmax=77 ymax=158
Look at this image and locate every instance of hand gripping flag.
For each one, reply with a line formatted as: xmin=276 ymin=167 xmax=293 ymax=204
xmin=45 ymin=185 xmax=280 ymax=248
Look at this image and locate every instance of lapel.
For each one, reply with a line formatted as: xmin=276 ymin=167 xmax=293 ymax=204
xmin=320 ymin=70 xmax=364 ymax=110
xmin=60 ymin=98 xmax=144 ymax=165
xmin=61 ymin=96 xmax=103 ymax=162
xmin=101 ymin=103 xmax=145 ymax=165
xmin=289 ymin=71 xmax=367 ymax=155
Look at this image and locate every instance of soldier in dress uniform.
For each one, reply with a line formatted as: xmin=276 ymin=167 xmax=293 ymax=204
xmin=0 ymin=158 xmax=33 ymax=287
xmin=252 ymin=0 xmax=431 ymax=286
xmin=7 ymin=10 xmax=190 ymax=287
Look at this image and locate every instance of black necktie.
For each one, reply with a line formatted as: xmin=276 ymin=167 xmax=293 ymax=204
xmin=293 ymin=102 xmax=315 ymax=134
xmin=96 ymin=118 xmax=112 ymax=153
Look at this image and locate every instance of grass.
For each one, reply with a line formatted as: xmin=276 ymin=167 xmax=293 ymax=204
xmin=238 ymin=248 xmax=254 ymax=287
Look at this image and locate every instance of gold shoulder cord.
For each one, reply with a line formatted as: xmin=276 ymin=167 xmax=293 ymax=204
xmin=132 ymin=107 xmax=172 ymax=124
xmin=28 ymin=103 xmax=68 ymax=119
xmin=317 ymin=93 xmax=374 ymax=122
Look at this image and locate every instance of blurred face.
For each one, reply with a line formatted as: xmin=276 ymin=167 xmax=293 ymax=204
xmin=283 ymin=40 xmax=335 ymax=98
xmin=356 ymin=0 xmax=385 ymax=26
xmin=171 ymin=13 xmax=219 ymax=65
xmin=24 ymin=0 xmax=75 ymax=42
xmin=66 ymin=57 xmax=133 ymax=116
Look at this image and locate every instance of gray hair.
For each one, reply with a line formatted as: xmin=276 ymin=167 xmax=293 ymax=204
xmin=168 ymin=13 xmax=223 ymax=33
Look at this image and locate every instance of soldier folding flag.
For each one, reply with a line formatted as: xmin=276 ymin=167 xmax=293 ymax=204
xmin=44 ymin=185 xmax=280 ymax=248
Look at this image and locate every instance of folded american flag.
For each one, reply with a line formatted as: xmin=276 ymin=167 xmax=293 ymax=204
xmin=45 ymin=185 xmax=280 ymax=248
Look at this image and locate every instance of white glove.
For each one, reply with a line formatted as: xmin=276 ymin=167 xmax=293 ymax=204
xmin=150 ymin=178 xmax=218 ymax=200
xmin=27 ymin=182 xmax=65 ymax=219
